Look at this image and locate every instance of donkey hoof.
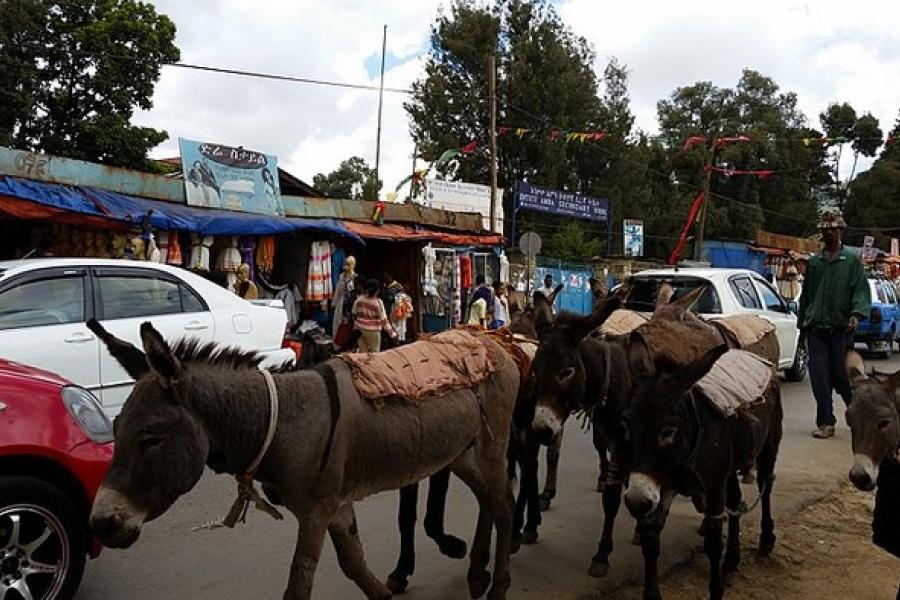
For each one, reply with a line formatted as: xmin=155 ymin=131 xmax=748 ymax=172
xmin=437 ymin=535 xmax=468 ymax=559
xmin=511 ymin=534 xmax=522 ymax=555
xmin=468 ymin=571 xmax=492 ymax=599
xmin=596 ymin=478 xmax=606 ymax=493
xmin=538 ymin=498 xmax=552 ymax=512
xmin=587 ymin=560 xmax=609 ymax=578
xmin=521 ymin=529 xmax=539 ymax=545
xmin=759 ymin=533 xmax=776 ymax=555
xmin=385 ymin=574 xmax=408 ymax=595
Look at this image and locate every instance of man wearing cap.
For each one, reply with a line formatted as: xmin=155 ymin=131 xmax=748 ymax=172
xmin=797 ymin=211 xmax=871 ymax=439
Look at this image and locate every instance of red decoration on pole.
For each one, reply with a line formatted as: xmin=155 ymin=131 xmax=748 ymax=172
xmin=549 ymin=129 xmax=561 ymax=141
xmin=497 ymin=127 xmax=510 ymax=137
xmin=461 ymin=140 xmax=477 ymax=154
xmin=669 ymin=192 xmax=706 ymax=265
xmin=715 ymin=135 xmax=751 ymax=148
xmin=683 ymin=136 xmax=707 ymax=151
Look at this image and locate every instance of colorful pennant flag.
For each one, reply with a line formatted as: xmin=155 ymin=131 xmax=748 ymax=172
xmin=497 ymin=126 xmax=511 ymax=137
xmin=515 ymin=128 xmax=530 ymax=138
xmin=461 ymin=140 xmax=477 ymax=154
xmin=708 ymin=166 xmax=776 ymax=178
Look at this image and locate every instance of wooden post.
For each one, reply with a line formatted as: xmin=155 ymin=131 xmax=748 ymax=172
xmin=694 ymin=136 xmax=718 ymax=261
xmin=374 ymin=25 xmax=387 ymax=194
xmin=489 ymin=53 xmax=498 ymax=233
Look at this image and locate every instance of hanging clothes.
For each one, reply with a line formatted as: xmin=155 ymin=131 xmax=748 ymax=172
xmin=256 ymin=236 xmax=276 ymax=275
xmin=166 ymin=233 xmax=183 ymax=266
xmin=215 ymin=236 xmax=242 ymax=289
xmin=331 ymin=245 xmax=346 ymax=293
xmin=459 ymin=254 xmax=474 ymax=290
xmin=239 ymin=236 xmax=256 ymax=281
xmin=276 ymin=284 xmax=303 ymax=330
xmin=422 ymin=243 xmax=437 ymax=295
xmin=451 ymin=254 xmax=462 ymax=326
xmin=156 ymin=232 xmax=170 ymax=264
xmin=499 ymin=250 xmax=510 ymax=284
xmin=190 ymin=234 xmax=213 ymax=271
xmin=306 ymin=240 xmax=333 ymax=302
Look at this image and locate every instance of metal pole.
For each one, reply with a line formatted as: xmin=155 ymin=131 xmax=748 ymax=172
xmin=374 ymin=24 xmax=387 ymax=195
xmin=489 ymin=53 xmax=498 ymax=233
xmin=411 ymin=143 xmax=418 ymax=200
xmin=694 ymin=135 xmax=718 ymax=261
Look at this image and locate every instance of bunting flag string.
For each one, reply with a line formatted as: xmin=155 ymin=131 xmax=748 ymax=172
xmin=707 ymin=166 xmax=775 ymax=179
xmin=715 ymin=135 xmax=751 ymax=148
xmin=497 ymin=125 xmax=608 ymax=143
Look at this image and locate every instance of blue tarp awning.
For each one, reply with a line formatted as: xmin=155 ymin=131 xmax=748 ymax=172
xmin=0 ymin=176 xmax=363 ymax=243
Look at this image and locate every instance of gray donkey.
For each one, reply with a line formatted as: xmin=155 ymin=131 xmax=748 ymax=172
xmin=87 ymin=320 xmax=522 ymax=600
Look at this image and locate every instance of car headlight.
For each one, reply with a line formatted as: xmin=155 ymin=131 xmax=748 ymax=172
xmin=61 ymin=386 xmax=114 ymax=444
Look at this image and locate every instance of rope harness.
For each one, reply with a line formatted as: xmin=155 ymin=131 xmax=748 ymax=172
xmin=193 ymin=369 xmax=284 ymax=531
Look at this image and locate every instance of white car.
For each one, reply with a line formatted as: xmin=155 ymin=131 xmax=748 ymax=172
xmin=623 ymin=268 xmax=807 ymax=381
xmin=0 ymin=258 xmax=295 ymax=416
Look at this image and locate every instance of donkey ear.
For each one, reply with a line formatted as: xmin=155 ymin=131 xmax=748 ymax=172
xmin=533 ymin=290 xmax=555 ymax=340
xmin=588 ymin=277 xmax=606 ymax=300
xmin=569 ymin=296 xmax=621 ymax=341
xmin=669 ymin=344 xmax=728 ymax=391
xmin=140 ymin=321 xmax=182 ymax=384
xmin=87 ymin=318 xmax=150 ymax=380
xmin=844 ymin=348 xmax=868 ymax=386
xmin=654 ymin=284 xmax=707 ymax=320
xmin=547 ymin=283 xmax=565 ymax=306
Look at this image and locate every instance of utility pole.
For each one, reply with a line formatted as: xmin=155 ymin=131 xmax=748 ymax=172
xmin=693 ymin=135 xmax=718 ymax=261
xmin=489 ymin=53 xmax=498 ymax=233
xmin=374 ymin=24 xmax=387 ymax=196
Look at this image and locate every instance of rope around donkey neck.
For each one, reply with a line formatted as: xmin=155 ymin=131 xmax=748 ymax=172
xmin=193 ymin=369 xmax=284 ymax=532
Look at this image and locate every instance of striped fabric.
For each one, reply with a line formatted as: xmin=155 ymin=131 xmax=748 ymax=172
xmin=306 ymin=241 xmax=333 ymax=301
xmin=353 ymin=296 xmax=388 ymax=332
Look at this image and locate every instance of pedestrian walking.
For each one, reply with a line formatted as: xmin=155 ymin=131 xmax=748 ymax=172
xmin=797 ymin=211 xmax=871 ymax=439
xmin=466 ymin=275 xmax=494 ymax=324
xmin=538 ymin=273 xmax=558 ymax=313
xmin=490 ymin=282 xmax=509 ymax=330
xmin=352 ymin=278 xmax=397 ymax=352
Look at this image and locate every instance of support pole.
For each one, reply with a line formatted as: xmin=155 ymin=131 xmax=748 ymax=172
xmin=374 ymin=24 xmax=387 ymax=195
xmin=489 ymin=53 xmax=498 ymax=233
xmin=693 ymin=135 xmax=718 ymax=261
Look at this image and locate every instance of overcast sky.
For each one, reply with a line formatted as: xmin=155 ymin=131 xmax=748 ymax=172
xmin=136 ymin=0 xmax=900 ymax=194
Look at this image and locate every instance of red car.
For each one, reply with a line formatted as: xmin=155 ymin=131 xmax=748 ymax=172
xmin=0 ymin=358 xmax=113 ymax=599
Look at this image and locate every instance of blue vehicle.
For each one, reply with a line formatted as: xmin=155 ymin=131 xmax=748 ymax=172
xmin=853 ymin=277 xmax=900 ymax=358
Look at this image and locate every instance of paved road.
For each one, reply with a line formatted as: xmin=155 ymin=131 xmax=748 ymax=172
xmin=77 ymin=355 xmax=898 ymax=600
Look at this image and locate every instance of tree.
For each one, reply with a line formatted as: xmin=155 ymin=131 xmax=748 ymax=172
xmin=312 ymin=157 xmax=381 ymax=200
xmin=845 ymin=111 xmax=900 ymax=248
xmin=543 ymin=221 xmax=601 ymax=262
xmin=819 ymin=103 xmax=883 ymax=208
xmin=0 ymin=0 xmax=179 ymax=170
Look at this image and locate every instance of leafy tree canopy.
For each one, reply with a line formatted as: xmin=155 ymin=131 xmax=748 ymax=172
xmin=0 ymin=0 xmax=179 ymax=170
xmin=312 ymin=156 xmax=381 ymax=200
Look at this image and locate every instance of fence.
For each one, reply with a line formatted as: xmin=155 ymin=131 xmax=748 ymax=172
xmin=534 ymin=258 xmax=594 ymax=315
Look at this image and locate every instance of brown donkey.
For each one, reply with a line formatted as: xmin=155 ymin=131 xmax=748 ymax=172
xmin=87 ymin=320 xmax=521 ymax=600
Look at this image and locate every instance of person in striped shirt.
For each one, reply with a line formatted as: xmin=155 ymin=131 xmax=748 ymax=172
xmin=352 ymin=279 xmax=397 ymax=352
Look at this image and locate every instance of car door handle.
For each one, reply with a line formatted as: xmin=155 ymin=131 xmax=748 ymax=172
xmin=64 ymin=333 xmax=96 ymax=344
xmin=183 ymin=322 xmax=210 ymax=331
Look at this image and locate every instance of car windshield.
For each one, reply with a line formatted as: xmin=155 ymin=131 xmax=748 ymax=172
xmin=624 ymin=276 xmax=722 ymax=314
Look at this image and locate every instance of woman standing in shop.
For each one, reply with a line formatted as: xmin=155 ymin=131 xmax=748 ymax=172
xmin=352 ymin=279 xmax=397 ymax=352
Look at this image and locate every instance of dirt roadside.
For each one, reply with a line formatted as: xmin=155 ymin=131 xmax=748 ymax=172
xmin=612 ymin=483 xmax=899 ymax=599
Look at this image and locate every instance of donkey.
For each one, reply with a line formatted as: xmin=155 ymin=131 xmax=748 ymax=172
xmin=844 ymin=349 xmax=900 ymax=578
xmin=87 ymin=320 xmax=522 ymax=600
xmin=623 ymin=340 xmax=782 ymax=600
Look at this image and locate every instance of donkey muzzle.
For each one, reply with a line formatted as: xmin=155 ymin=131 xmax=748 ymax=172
xmin=532 ymin=405 xmax=563 ymax=441
xmin=90 ymin=486 xmax=147 ymax=548
xmin=625 ymin=473 xmax=661 ymax=518
xmin=848 ymin=454 xmax=878 ymax=492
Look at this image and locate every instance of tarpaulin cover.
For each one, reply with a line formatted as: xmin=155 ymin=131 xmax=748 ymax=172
xmin=0 ymin=176 xmax=363 ymax=242
xmin=343 ymin=220 xmax=503 ymax=246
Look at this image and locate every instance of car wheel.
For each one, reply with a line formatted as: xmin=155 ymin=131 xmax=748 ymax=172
xmin=882 ymin=333 xmax=894 ymax=359
xmin=784 ymin=339 xmax=808 ymax=382
xmin=0 ymin=476 xmax=86 ymax=600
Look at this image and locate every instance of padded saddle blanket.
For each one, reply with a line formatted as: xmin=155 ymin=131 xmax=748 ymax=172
xmin=600 ymin=309 xmax=650 ymax=337
xmin=694 ymin=349 xmax=773 ymax=418
xmin=705 ymin=314 xmax=775 ymax=347
xmin=339 ymin=329 xmax=496 ymax=406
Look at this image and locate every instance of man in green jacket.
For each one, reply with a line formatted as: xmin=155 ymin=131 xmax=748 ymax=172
xmin=797 ymin=211 xmax=871 ymax=439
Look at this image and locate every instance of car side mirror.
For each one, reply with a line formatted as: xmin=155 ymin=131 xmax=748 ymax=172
xmin=787 ymin=300 xmax=798 ymax=313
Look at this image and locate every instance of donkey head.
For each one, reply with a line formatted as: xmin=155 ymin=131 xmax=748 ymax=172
xmin=88 ymin=320 xmax=210 ymax=549
xmin=623 ymin=343 xmax=727 ymax=518
xmin=845 ymin=349 xmax=900 ymax=491
xmin=530 ymin=295 xmax=620 ymax=442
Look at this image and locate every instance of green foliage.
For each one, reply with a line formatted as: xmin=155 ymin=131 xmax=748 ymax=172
xmin=845 ymin=111 xmax=900 ymax=248
xmin=0 ymin=0 xmax=179 ymax=170
xmin=312 ymin=156 xmax=381 ymax=200
xmin=542 ymin=221 xmax=601 ymax=262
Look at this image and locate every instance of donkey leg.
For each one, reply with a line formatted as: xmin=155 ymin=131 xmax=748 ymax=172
xmin=451 ymin=455 xmax=494 ymax=599
xmin=703 ymin=486 xmax=728 ymax=600
xmin=637 ymin=489 xmax=676 ymax=600
xmin=283 ymin=508 xmax=332 ymax=600
xmin=758 ymin=472 xmax=777 ymax=555
xmin=329 ymin=502 xmax=393 ymax=600
xmin=387 ymin=483 xmax=418 ymax=594
xmin=589 ymin=459 xmax=624 ymax=577
xmin=424 ymin=468 xmax=468 ymax=559
xmin=722 ymin=473 xmax=743 ymax=586
xmin=521 ymin=429 xmax=542 ymax=544
xmin=593 ymin=427 xmax=609 ymax=493
xmin=538 ymin=429 xmax=563 ymax=510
